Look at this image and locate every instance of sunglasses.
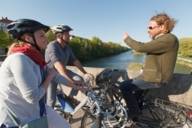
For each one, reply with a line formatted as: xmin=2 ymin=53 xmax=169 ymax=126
xmin=148 ymin=26 xmax=159 ymax=30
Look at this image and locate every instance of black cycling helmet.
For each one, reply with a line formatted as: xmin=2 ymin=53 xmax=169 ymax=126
xmin=7 ymin=19 xmax=49 ymax=39
xmin=51 ymin=25 xmax=73 ymax=34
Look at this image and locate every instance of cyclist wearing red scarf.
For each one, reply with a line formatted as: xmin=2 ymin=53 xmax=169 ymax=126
xmin=0 ymin=19 xmax=69 ymax=128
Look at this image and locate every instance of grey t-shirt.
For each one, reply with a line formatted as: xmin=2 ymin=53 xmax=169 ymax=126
xmin=45 ymin=41 xmax=76 ymax=68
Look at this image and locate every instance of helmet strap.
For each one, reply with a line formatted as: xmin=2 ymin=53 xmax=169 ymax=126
xmin=19 ymin=33 xmax=41 ymax=51
xmin=31 ymin=34 xmax=41 ymax=51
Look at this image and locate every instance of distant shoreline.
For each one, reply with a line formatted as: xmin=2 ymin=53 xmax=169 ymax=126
xmin=1 ymin=53 xmax=192 ymax=70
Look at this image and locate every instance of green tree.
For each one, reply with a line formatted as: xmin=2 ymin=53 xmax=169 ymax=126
xmin=46 ymin=30 xmax=55 ymax=42
xmin=0 ymin=30 xmax=13 ymax=48
xmin=44 ymin=32 xmax=130 ymax=61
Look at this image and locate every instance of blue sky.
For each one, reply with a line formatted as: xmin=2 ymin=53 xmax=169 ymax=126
xmin=0 ymin=0 xmax=191 ymax=45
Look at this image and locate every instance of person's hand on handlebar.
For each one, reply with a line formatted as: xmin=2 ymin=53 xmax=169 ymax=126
xmin=83 ymin=73 xmax=95 ymax=88
xmin=72 ymin=75 xmax=87 ymax=92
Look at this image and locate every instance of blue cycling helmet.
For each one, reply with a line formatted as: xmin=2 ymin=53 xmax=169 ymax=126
xmin=7 ymin=19 xmax=49 ymax=39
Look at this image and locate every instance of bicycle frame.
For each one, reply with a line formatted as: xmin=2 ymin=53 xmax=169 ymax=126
xmin=56 ymin=93 xmax=74 ymax=113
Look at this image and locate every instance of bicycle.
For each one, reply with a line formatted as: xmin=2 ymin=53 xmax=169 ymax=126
xmin=54 ymin=87 xmax=76 ymax=123
xmin=81 ymin=69 xmax=131 ymax=128
xmin=80 ymin=68 xmax=192 ymax=128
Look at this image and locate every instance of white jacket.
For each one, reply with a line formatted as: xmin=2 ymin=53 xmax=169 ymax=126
xmin=0 ymin=53 xmax=45 ymax=127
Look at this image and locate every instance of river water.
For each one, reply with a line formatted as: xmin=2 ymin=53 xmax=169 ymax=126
xmin=83 ymin=51 xmax=191 ymax=74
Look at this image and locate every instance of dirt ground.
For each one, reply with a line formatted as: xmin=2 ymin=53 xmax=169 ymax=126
xmin=69 ymin=109 xmax=85 ymax=128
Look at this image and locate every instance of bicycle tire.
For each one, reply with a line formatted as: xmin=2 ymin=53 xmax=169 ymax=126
xmin=134 ymin=101 xmax=192 ymax=128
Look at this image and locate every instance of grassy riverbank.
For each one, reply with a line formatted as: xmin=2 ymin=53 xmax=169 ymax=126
xmin=176 ymin=37 xmax=192 ymax=68
xmin=177 ymin=56 xmax=192 ymax=68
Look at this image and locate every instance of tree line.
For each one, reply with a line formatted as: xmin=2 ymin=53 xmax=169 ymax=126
xmin=0 ymin=30 xmax=129 ymax=61
xmin=47 ymin=30 xmax=129 ymax=61
xmin=1 ymin=30 xmax=192 ymax=59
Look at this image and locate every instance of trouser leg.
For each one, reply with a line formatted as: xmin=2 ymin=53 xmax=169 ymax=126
xmin=119 ymin=69 xmax=129 ymax=81
xmin=46 ymin=79 xmax=58 ymax=108
xmin=46 ymin=71 xmax=76 ymax=108
xmin=52 ymin=71 xmax=87 ymax=114
xmin=120 ymin=80 xmax=142 ymax=119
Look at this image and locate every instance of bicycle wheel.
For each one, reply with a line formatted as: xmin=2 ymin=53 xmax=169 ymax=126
xmin=81 ymin=111 xmax=101 ymax=128
xmin=135 ymin=104 xmax=190 ymax=128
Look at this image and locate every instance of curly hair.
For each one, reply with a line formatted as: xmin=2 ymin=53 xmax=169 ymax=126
xmin=150 ymin=13 xmax=177 ymax=33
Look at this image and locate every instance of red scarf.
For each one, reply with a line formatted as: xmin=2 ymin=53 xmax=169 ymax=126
xmin=10 ymin=43 xmax=46 ymax=69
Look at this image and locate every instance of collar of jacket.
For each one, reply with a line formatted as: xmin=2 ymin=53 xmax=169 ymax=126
xmin=154 ymin=33 xmax=165 ymax=39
